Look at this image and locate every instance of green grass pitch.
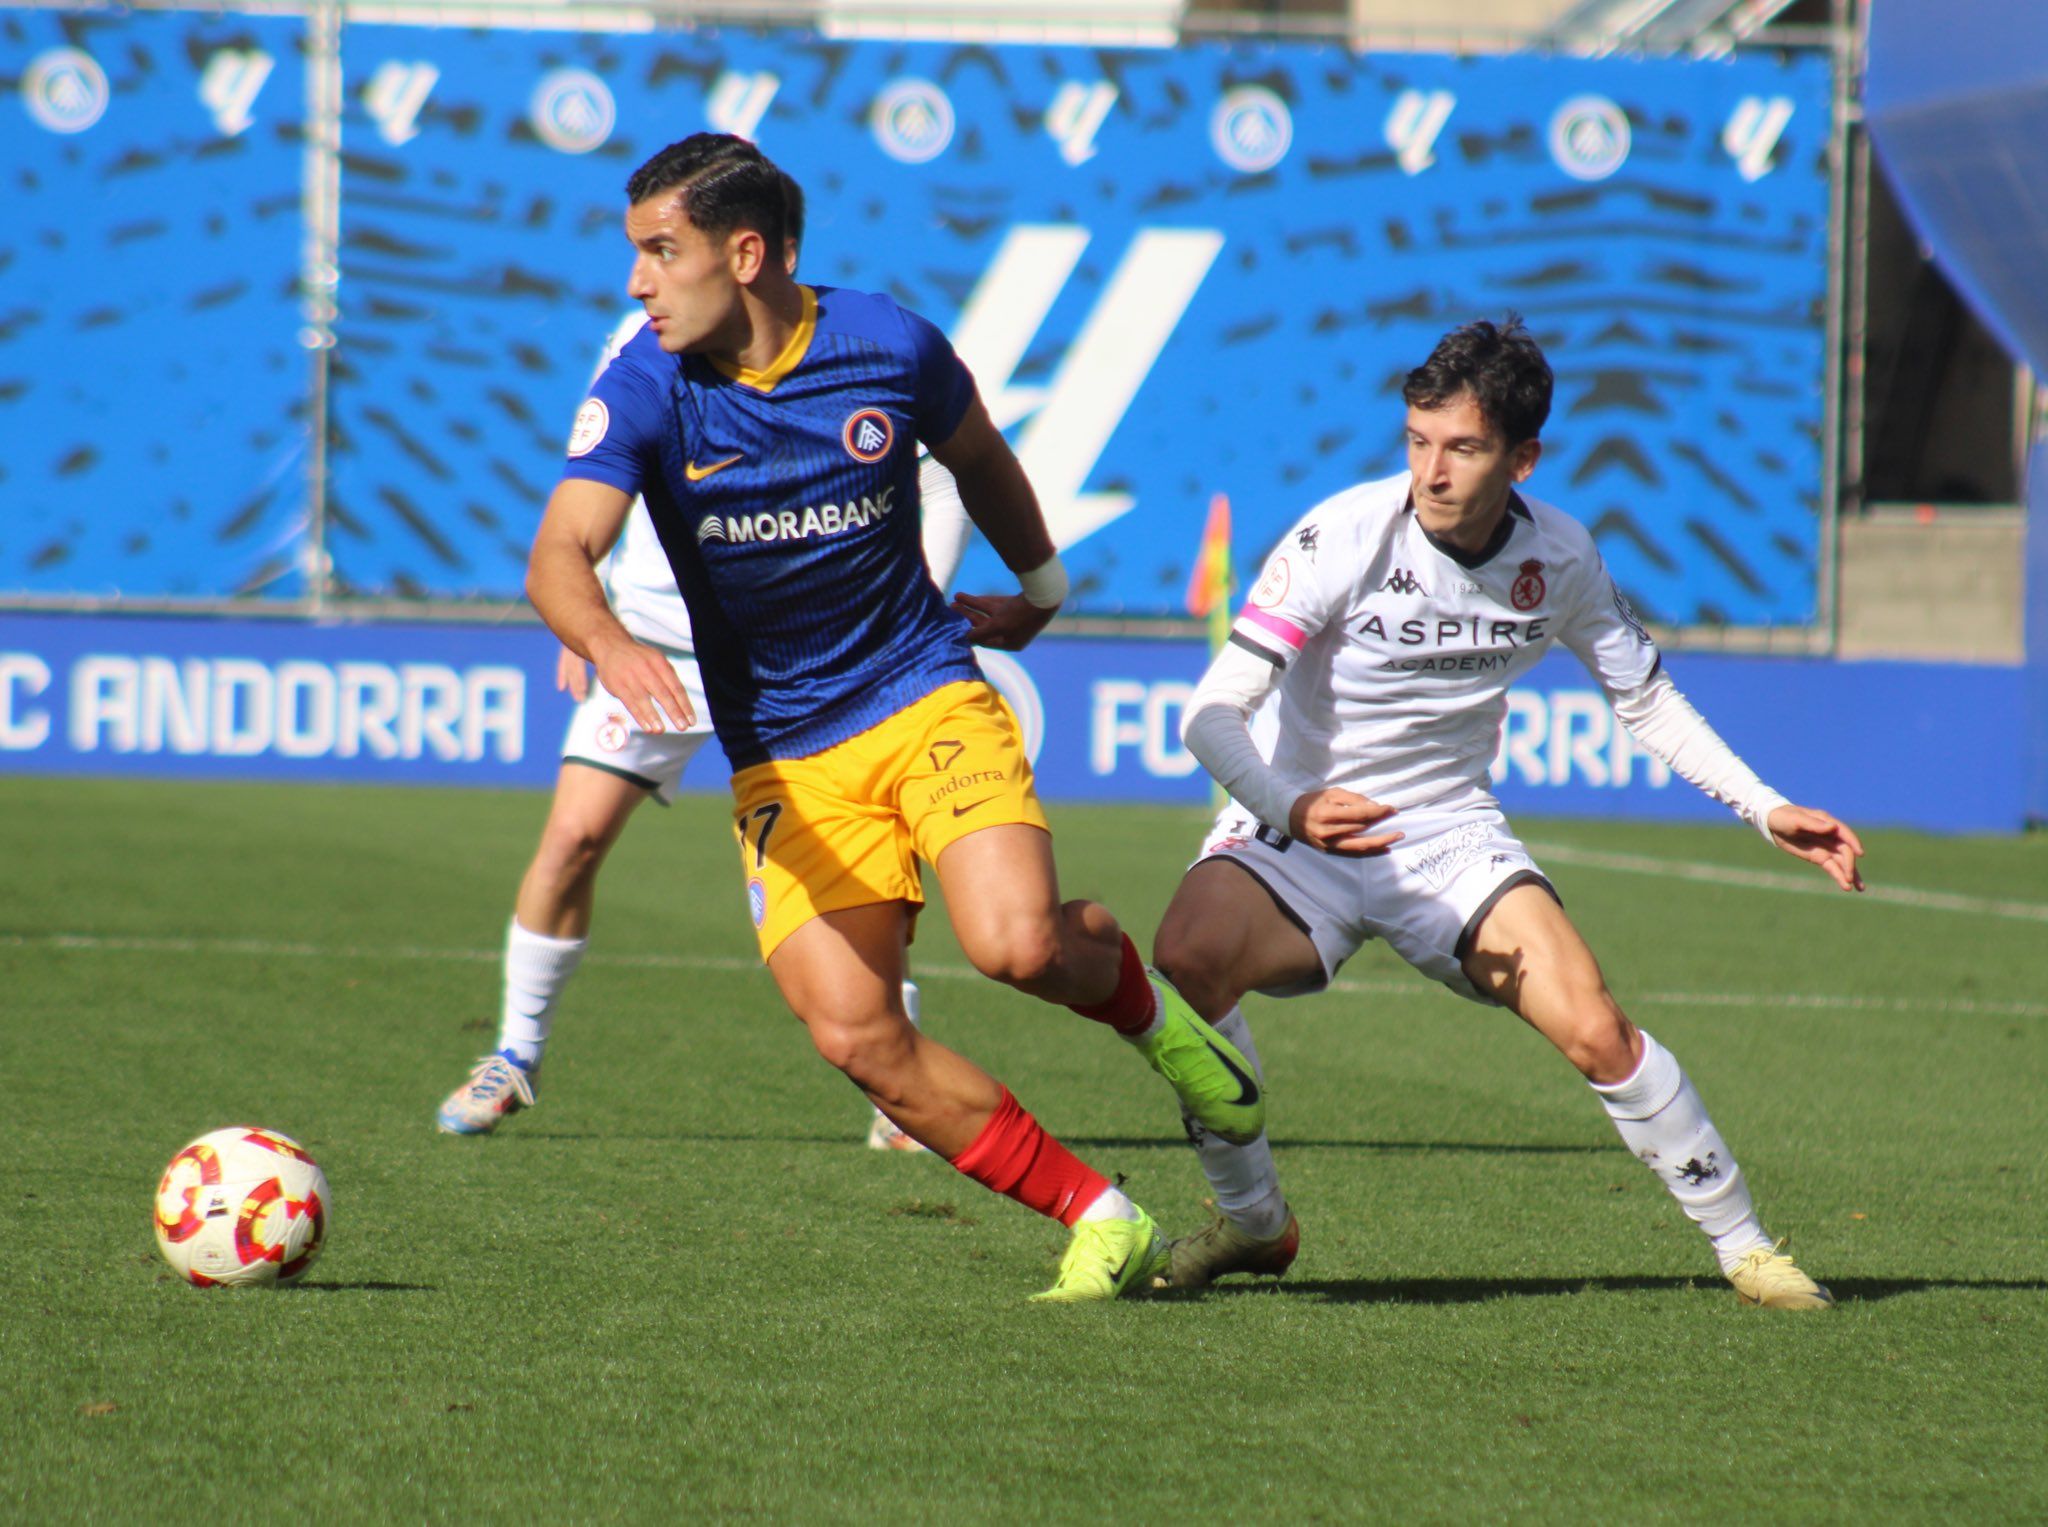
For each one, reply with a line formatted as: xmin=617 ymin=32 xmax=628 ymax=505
xmin=2 ymin=775 xmax=2044 ymax=1520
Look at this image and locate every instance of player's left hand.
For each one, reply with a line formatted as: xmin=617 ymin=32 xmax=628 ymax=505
xmin=953 ymin=591 xmax=1056 ymax=652
xmin=1766 ymin=804 xmax=1865 ymax=892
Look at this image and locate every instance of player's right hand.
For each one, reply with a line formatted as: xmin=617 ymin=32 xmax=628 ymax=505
xmin=1290 ymin=788 xmax=1402 ymax=856
xmin=556 ymin=644 xmax=591 ymax=703
xmin=589 ymin=636 xmax=694 ymax=734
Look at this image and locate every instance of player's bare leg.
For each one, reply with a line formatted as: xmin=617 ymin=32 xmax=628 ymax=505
xmin=934 ymin=824 xmax=1267 ymax=1145
xmin=1145 ymin=859 xmax=1319 ymax=1287
xmin=437 ymin=764 xmax=649 ymax=1135
xmin=514 ymin=762 xmax=651 ymax=939
xmin=767 ymin=900 xmax=1165 ymax=1299
xmin=1464 ymin=883 xmax=1830 ymax=1308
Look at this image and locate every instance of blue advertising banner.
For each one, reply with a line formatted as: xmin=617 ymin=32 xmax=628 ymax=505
xmin=0 ymin=614 xmax=2019 ymax=833
xmin=320 ymin=29 xmax=1831 ymax=622
xmin=0 ymin=9 xmax=308 ymax=598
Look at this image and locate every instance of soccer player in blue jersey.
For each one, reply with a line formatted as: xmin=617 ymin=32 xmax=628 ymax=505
xmin=436 ymin=172 xmax=960 ymax=1153
xmin=523 ymin=133 xmax=1262 ymax=1301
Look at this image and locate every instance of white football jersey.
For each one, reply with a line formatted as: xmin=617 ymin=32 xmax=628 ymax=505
xmin=1228 ymin=473 xmax=1660 ymax=812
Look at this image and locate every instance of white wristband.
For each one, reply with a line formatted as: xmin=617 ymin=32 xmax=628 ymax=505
xmin=1017 ymin=555 xmax=1068 ymax=610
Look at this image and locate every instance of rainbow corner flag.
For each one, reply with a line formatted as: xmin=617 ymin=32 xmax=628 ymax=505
xmin=1184 ymin=493 xmax=1233 ymax=652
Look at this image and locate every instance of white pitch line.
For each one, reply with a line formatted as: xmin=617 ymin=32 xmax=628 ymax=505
xmin=3 ymin=931 xmax=2044 ymax=1020
xmin=1526 ymin=841 xmax=2048 ymax=925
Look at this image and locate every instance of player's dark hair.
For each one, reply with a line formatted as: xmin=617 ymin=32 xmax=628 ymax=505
xmin=778 ymin=168 xmax=805 ymax=251
xmin=625 ymin=133 xmax=790 ymax=252
xmin=1402 ymin=315 xmax=1552 ymax=445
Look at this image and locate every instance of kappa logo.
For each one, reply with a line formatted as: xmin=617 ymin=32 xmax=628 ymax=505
xmin=364 ymin=61 xmax=439 ymax=146
xmin=843 ymin=409 xmax=893 ymax=463
xmin=1723 ymin=95 xmax=1794 ymax=182
xmin=1676 ymin=1153 xmax=1722 ymax=1187
xmin=1549 ymin=95 xmax=1630 ymax=181
xmin=1380 ymin=568 xmax=1424 ymax=596
xmin=1612 ymin=587 xmax=1654 ymax=645
xmin=199 ymin=49 xmax=273 ymax=137
xmin=1045 ymin=81 xmax=1117 ymax=166
xmin=1384 ymin=88 xmax=1455 ymax=176
xmin=531 ymin=68 xmax=614 ymax=155
xmin=22 ymin=48 xmax=108 ymax=134
xmin=948 ymin=224 xmax=1222 ymax=553
xmin=1511 ymin=559 xmax=1547 ymax=611
xmin=871 ymin=78 xmax=953 ymax=164
xmin=707 ymin=70 xmax=779 ymax=141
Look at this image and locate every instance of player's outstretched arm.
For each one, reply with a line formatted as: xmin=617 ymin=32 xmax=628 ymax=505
xmin=1765 ymin=804 xmax=1866 ymax=892
xmin=527 ymin=477 xmax=693 ymax=733
xmin=930 ymin=397 xmax=1062 ymax=651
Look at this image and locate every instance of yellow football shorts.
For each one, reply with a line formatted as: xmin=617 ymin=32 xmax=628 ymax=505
xmin=727 ymin=679 xmax=1050 ymax=959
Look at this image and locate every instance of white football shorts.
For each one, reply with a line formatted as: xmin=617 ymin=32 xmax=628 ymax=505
xmin=1196 ymin=796 xmax=1558 ymax=1005
xmin=559 ymin=654 xmax=714 ymax=805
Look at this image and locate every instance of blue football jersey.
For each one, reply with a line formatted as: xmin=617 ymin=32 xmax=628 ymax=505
xmin=560 ymin=285 xmax=980 ymax=768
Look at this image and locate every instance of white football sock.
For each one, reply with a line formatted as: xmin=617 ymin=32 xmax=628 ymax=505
xmin=1077 ymin=1184 xmax=1141 ymax=1224
xmin=498 ymin=919 xmax=586 ymax=1070
xmin=1184 ymin=1006 xmax=1290 ymax=1241
xmin=1590 ymin=1030 xmax=1773 ymax=1273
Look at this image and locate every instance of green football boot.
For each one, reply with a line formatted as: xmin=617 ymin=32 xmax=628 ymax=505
xmin=1131 ymin=974 xmax=1266 ymax=1145
xmin=1029 ymin=1209 xmax=1170 ymax=1303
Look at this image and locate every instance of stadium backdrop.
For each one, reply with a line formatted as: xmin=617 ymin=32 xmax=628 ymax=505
xmin=8 ymin=10 xmax=2019 ymax=830
xmin=3 ymin=9 xmax=1830 ymax=624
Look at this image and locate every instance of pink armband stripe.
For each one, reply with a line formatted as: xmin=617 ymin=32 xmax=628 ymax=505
xmin=1237 ymin=606 xmax=1307 ymax=651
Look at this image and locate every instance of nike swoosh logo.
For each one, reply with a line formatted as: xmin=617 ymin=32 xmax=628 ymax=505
xmin=1108 ymin=1251 xmax=1133 ymax=1285
xmin=951 ymin=797 xmax=998 ymax=818
xmin=1204 ymin=1038 xmax=1260 ymax=1108
xmin=684 ymin=453 xmax=743 ymax=482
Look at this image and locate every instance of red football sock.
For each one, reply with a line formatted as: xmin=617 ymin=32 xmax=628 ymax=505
xmin=948 ymin=1089 xmax=1110 ymax=1227
xmin=1067 ymin=933 xmax=1156 ymax=1036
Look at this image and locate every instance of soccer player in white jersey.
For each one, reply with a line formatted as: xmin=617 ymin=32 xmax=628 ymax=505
xmin=1152 ymin=316 xmax=1863 ymax=1309
xmin=436 ymin=191 xmax=975 ymax=1144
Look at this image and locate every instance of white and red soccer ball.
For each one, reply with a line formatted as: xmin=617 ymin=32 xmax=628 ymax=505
xmin=153 ymin=1127 xmax=328 ymax=1287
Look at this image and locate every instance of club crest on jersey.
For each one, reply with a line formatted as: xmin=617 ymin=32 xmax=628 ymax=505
xmin=843 ymin=408 xmax=894 ymax=463
xmin=1511 ymin=559 xmax=1547 ymax=612
xmin=596 ymin=713 xmax=629 ymax=752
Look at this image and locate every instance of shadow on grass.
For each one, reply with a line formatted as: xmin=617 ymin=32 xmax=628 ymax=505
xmin=287 ymin=1281 xmax=439 ymax=1293
xmin=1069 ymin=1137 xmax=1610 ymax=1155
xmin=508 ymin=1131 xmax=864 ymax=1145
xmin=506 ymin=1131 xmax=1610 ymax=1155
xmin=1185 ymin=1275 xmax=2048 ymax=1306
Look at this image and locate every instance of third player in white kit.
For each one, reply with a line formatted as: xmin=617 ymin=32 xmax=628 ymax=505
xmin=1153 ymin=316 xmax=1864 ymax=1309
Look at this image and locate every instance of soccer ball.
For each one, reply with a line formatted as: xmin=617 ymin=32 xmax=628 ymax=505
xmin=153 ymin=1127 xmax=329 ymax=1287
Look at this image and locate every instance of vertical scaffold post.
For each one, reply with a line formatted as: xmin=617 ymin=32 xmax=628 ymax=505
xmin=299 ymin=0 xmax=343 ymax=617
